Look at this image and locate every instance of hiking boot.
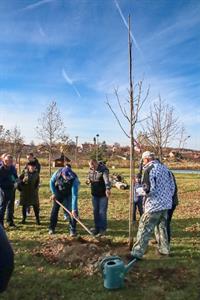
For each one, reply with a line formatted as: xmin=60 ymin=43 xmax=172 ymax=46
xmin=156 ymin=249 xmax=170 ymax=257
xmin=36 ymin=219 xmax=41 ymax=225
xmin=90 ymin=228 xmax=99 ymax=235
xmin=20 ymin=219 xmax=26 ymax=224
xmin=8 ymin=222 xmax=17 ymax=227
xmin=48 ymin=229 xmax=55 ymax=235
xmin=96 ymin=230 xmax=106 ymax=237
xmin=69 ymin=231 xmax=77 ymax=237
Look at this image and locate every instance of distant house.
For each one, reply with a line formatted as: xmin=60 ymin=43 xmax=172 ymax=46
xmin=52 ymin=153 xmax=71 ymax=167
xmin=169 ymin=150 xmax=177 ymax=158
xmin=169 ymin=150 xmax=183 ymax=160
xmin=182 ymin=151 xmax=200 ymax=160
xmin=80 ymin=143 xmax=95 ymax=153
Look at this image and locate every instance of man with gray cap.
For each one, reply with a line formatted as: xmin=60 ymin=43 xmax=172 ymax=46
xmin=131 ymin=151 xmax=175 ymax=259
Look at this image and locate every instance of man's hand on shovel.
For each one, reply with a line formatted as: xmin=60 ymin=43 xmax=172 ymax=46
xmin=50 ymin=194 xmax=57 ymax=201
xmin=71 ymin=210 xmax=79 ymax=219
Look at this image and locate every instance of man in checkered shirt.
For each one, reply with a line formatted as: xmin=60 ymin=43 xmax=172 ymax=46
xmin=131 ymin=151 xmax=175 ymax=259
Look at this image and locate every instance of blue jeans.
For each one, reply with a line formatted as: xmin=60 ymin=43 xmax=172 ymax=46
xmin=92 ymin=196 xmax=108 ymax=232
xmin=49 ymin=195 xmax=76 ymax=233
xmin=0 ymin=189 xmax=15 ymax=226
xmin=0 ymin=225 xmax=14 ymax=293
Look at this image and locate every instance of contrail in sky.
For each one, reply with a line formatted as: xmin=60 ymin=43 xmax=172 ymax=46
xmin=114 ymin=0 xmax=141 ymax=53
xmin=20 ymin=0 xmax=55 ymax=12
xmin=62 ymin=69 xmax=81 ymax=98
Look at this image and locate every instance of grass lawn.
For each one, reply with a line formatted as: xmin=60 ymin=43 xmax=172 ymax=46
xmin=1 ymin=168 xmax=200 ymax=300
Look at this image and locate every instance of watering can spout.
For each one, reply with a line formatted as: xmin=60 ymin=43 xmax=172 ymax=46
xmin=124 ymin=257 xmax=137 ymax=274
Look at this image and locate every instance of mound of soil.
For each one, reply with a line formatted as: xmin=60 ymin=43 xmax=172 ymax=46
xmin=33 ymin=236 xmax=129 ymax=276
xmin=33 ymin=237 xmax=190 ymax=287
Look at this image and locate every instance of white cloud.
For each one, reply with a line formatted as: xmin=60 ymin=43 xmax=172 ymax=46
xmin=114 ymin=0 xmax=141 ymax=52
xmin=62 ymin=69 xmax=81 ymax=98
xmin=19 ymin=0 xmax=56 ymax=12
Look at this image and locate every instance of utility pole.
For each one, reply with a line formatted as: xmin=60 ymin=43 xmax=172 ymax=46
xmin=75 ymin=136 xmax=78 ymax=165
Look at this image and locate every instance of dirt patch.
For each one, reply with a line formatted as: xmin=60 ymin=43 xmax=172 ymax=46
xmin=33 ymin=236 xmax=129 ymax=276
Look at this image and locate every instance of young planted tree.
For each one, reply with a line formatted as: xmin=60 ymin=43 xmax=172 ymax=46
xmin=144 ymin=96 xmax=180 ymax=160
xmin=36 ymin=101 xmax=65 ymax=175
xmin=7 ymin=126 xmax=24 ymax=171
xmin=106 ymin=16 xmax=149 ymax=249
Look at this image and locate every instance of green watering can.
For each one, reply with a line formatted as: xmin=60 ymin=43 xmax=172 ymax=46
xmin=99 ymin=255 xmax=137 ymax=290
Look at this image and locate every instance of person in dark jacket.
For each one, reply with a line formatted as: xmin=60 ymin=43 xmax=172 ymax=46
xmin=86 ymin=159 xmax=111 ymax=236
xmin=0 ymin=224 xmax=14 ymax=293
xmin=133 ymin=174 xmax=144 ymax=222
xmin=49 ymin=166 xmax=80 ymax=236
xmin=0 ymin=155 xmax=18 ymax=227
xmin=25 ymin=153 xmax=41 ymax=174
xmin=24 ymin=153 xmax=41 ymax=216
xmin=18 ymin=161 xmax=40 ymax=225
xmin=167 ymin=172 xmax=178 ymax=242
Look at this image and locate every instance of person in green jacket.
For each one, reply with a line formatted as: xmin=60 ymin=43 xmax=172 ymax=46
xmin=18 ymin=161 xmax=40 ymax=225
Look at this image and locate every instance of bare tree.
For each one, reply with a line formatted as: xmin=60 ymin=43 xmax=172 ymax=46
xmin=106 ymin=16 xmax=149 ymax=249
xmin=0 ymin=125 xmax=10 ymax=150
xmin=59 ymin=135 xmax=76 ymax=158
xmin=36 ymin=101 xmax=65 ymax=175
xmin=7 ymin=126 xmax=24 ymax=170
xmin=144 ymin=96 xmax=179 ymax=160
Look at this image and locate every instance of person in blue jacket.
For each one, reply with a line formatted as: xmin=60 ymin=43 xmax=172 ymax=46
xmin=48 ymin=166 xmax=80 ymax=236
xmin=0 ymin=224 xmax=14 ymax=293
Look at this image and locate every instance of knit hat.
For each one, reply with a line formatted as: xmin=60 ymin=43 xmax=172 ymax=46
xmin=142 ymin=151 xmax=155 ymax=159
xmin=27 ymin=161 xmax=37 ymax=167
xmin=61 ymin=166 xmax=76 ymax=181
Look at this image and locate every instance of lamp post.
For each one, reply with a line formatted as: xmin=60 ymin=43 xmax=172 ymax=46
xmin=182 ymin=135 xmax=190 ymax=151
xmin=96 ymin=134 xmax=99 ymax=161
xmin=75 ymin=136 xmax=78 ymax=165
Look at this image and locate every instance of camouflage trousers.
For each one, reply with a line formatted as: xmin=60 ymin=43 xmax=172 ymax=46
xmin=131 ymin=210 xmax=169 ymax=259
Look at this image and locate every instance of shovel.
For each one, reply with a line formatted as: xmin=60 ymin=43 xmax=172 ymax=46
xmin=54 ymin=198 xmax=94 ymax=236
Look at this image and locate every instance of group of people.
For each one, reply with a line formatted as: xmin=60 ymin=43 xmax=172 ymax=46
xmin=48 ymin=159 xmax=111 ymax=237
xmin=0 ymin=152 xmax=40 ymax=293
xmin=0 ymin=153 xmax=111 ymax=238
xmin=0 ymin=150 xmax=178 ymax=293
xmin=0 ymin=151 xmax=178 ymax=247
xmin=0 ymin=153 xmax=41 ymax=228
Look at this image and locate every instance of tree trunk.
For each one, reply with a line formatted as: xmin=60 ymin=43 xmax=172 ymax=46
xmin=128 ymin=15 xmax=134 ymax=250
xmin=18 ymin=153 xmax=21 ymax=174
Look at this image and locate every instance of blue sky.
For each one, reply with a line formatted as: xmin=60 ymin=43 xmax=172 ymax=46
xmin=0 ymin=0 xmax=199 ymax=149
